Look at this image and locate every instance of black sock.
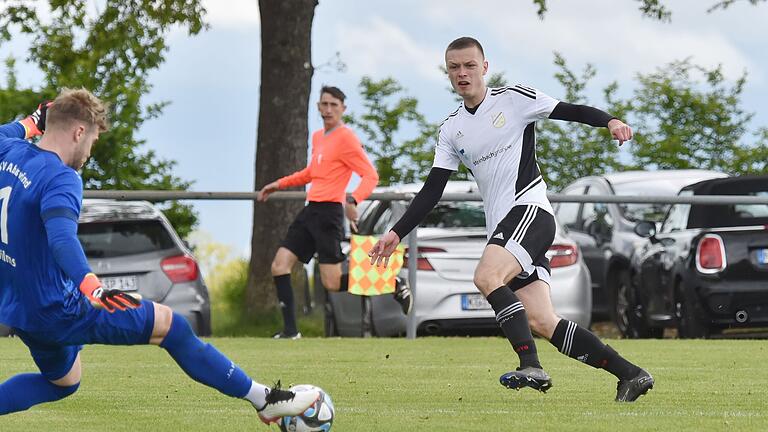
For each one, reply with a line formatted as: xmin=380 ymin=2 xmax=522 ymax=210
xmin=549 ymin=319 xmax=640 ymax=380
xmin=486 ymin=286 xmax=541 ymax=369
xmin=274 ymin=274 xmax=297 ymax=335
xmin=338 ymin=274 xmax=348 ymax=292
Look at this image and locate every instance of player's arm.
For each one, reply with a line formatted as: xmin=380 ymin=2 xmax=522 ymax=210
xmin=368 ymin=167 xmax=452 ymax=267
xmin=257 ymin=166 xmax=313 ymax=202
xmin=42 ymin=172 xmax=140 ymax=312
xmin=0 ymin=101 xmax=51 ymax=140
xmin=548 ymin=102 xmax=633 ymax=145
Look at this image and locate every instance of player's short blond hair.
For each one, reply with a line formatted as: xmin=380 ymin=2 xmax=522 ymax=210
xmin=46 ymin=88 xmax=109 ymax=133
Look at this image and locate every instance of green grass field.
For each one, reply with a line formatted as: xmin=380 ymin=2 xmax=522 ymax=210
xmin=1 ymin=337 xmax=766 ymax=431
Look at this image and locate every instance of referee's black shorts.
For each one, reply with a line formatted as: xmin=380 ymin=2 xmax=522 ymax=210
xmin=282 ymin=201 xmax=345 ymax=264
xmin=487 ymin=204 xmax=556 ymax=291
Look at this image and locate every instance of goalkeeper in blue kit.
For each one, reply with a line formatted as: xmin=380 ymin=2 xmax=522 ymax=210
xmin=0 ymin=88 xmax=318 ymax=424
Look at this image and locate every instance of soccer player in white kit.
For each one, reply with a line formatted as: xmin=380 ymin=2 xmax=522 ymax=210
xmin=369 ymin=37 xmax=653 ymax=402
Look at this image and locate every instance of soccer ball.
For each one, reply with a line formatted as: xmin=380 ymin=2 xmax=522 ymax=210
xmin=279 ymin=385 xmax=335 ymax=432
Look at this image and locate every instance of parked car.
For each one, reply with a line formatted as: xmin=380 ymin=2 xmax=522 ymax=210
xmin=626 ymin=175 xmax=768 ymax=338
xmin=79 ymin=200 xmax=212 ymax=335
xmin=317 ymin=181 xmax=592 ymax=337
xmin=2 ymin=199 xmax=211 ymax=338
xmin=554 ymin=170 xmax=727 ymax=327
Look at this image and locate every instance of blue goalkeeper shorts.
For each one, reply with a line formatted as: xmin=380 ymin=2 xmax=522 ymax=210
xmin=14 ymin=300 xmax=155 ymax=381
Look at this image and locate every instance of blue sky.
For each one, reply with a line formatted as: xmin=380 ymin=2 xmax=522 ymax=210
xmin=3 ymin=0 xmax=768 ymax=256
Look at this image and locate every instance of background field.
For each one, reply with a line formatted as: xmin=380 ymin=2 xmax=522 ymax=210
xmin=1 ymin=337 xmax=766 ymax=431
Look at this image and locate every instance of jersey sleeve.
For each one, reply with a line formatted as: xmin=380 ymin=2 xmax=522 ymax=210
xmin=433 ymin=124 xmax=461 ymax=171
xmin=516 ymin=85 xmax=560 ymax=123
xmin=0 ymin=122 xmax=26 ymax=141
xmin=40 ymin=169 xmax=83 ymax=223
xmin=341 ymin=131 xmax=379 ymax=203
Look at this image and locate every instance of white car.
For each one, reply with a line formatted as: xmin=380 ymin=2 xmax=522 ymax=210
xmin=318 ymin=181 xmax=591 ymax=336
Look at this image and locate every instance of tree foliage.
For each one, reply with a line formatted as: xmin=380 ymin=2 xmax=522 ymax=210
xmin=344 ymin=76 xmax=434 ymax=186
xmin=628 ymin=59 xmax=758 ymax=173
xmin=536 ymin=53 xmax=628 ymax=190
xmin=0 ymin=0 xmax=206 ymax=238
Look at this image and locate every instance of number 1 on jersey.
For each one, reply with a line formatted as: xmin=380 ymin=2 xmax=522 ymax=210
xmin=0 ymin=186 xmax=11 ymax=244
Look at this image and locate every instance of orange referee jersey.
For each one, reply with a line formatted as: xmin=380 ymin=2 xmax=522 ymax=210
xmin=277 ymin=125 xmax=379 ymax=204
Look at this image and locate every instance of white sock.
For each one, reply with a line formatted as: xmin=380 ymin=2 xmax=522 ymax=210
xmin=244 ymin=381 xmax=270 ymax=409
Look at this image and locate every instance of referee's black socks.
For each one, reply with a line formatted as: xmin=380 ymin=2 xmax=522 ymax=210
xmin=549 ymin=319 xmax=640 ymax=380
xmin=486 ymin=286 xmax=542 ymax=369
xmin=274 ymin=274 xmax=298 ymax=335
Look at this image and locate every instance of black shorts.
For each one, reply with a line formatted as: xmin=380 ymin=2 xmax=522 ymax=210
xmin=282 ymin=201 xmax=345 ymax=264
xmin=487 ymin=204 xmax=556 ymax=291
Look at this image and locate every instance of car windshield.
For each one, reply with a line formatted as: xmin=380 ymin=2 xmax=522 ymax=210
xmin=420 ymin=202 xmax=486 ymax=228
xmin=78 ymin=220 xmax=176 ymax=258
xmin=613 ymin=182 xmax=679 ymax=222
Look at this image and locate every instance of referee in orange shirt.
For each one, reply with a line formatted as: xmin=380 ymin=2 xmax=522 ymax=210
xmin=258 ymin=86 xmax=409 ymax=339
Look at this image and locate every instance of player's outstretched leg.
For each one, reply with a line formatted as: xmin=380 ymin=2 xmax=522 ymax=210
xmin=0 ymin=374 xmax=79 ymax=415
xmin=486 ymin=286 xmax=552 ymax=393
xmin=157 ymin=309 xmax=319 ymax=421
xmin=548 ymin=319 xmax=653 ymax=402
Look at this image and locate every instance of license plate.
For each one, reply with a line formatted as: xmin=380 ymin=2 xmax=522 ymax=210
xmin=100 ymin=275 xmax=138 ymax=292
xmin=461 ymin=293 xmax=492 ymax=311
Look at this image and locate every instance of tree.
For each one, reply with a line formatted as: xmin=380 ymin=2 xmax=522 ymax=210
xmin=0 ymin=0 xmax=206 ymax=238
xmin=246 ymin=0 xmax=317 ymax=315
xmin=344 ymin=76 xmax=435 ymax=186
xmin=627 ymin=59 xmax=760 ymax=173
xmin=536 ymin=53 xmax=628 ymax=190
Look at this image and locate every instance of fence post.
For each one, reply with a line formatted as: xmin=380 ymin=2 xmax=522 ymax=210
xmin=406 ymin=227 xmax=418 ymax=339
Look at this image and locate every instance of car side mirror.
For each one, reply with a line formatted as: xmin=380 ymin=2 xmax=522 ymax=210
xmin=634 ymin=221 xmax=657 ymax=239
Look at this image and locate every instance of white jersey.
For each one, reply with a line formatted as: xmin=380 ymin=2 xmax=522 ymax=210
xmin=433 ymin=85 xmax=559 ymax=236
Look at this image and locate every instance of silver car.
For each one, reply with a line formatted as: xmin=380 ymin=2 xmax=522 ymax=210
xmin=79 ymin=199 xmax=211 ymax=335
xmin=2 ymin=199 xmax=212 ymax=337
xmin=320 ymin=181 xmax=591 ymax=336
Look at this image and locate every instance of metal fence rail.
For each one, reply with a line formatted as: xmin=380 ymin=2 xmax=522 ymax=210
xmin=84 ymin=190 xmax=768 ymax=205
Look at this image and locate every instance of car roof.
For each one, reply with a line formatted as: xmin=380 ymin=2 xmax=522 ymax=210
xmin=601 ymin=169 xmax=727 ymax=186
xmin=375 ymin=181 xmax=478 ymax=194
xmin=79 ymin=199 xmax=164 ymax=223
xmin=683 ymin=174 xmax=768 ymax=194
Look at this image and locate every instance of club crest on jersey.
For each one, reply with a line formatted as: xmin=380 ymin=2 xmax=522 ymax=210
xmin=492 ymin=112 xmax=506 ymax=128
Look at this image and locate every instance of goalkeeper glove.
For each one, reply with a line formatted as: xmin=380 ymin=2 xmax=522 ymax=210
xmin=19 ymin=101 xmax=52 ymax=139
xmin=79 ymin=273 xmax=142 ymax=312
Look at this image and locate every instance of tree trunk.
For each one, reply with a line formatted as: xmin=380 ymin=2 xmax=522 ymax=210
xmin=247 ymin=0 xmax=317 ymax=315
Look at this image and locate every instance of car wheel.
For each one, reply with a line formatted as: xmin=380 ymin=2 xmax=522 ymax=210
xmin=612 ymin=271 xmax=662 ymax=339
xmin=675 ymin=283 xmax=710 ymax=339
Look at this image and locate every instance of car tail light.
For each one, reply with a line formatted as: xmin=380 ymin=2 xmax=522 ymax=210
xmin=547 ymin=244 xmax=578 ymax=268
xmin=161 ymin=255 xmax=199 ymax=283
xmin=696 ymin=234 xmax=726 ymax=273
xmin=403 ymin=247 xmax=446 ymax=271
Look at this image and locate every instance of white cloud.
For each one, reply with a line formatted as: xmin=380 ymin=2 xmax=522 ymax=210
xmin=417 ymin=0 xmax=760 ymax=84
xmin=334 ymin=17 xmax=445 ymax=83
xmin=202 ymin=0 xmax=260 ymax=29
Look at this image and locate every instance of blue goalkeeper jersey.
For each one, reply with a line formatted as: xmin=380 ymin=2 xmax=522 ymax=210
xmin=0 ymin=121 xmax=89 ymax=331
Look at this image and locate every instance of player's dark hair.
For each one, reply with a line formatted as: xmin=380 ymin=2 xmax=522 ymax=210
xmin=446 ymin=37 xmax=485 ymax=58
xmin=321 ymin=86 xmax=346 ymax=103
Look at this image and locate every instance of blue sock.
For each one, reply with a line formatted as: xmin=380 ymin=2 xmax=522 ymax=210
xmin=0 ymin=373 xmax=79 ymax=415
xmin=160 ymin=313 xmax=252 ymax=398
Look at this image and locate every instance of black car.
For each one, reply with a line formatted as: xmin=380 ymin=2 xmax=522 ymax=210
xmin=555 ymin=170 xmax=726 ymax=327
xmin=627 ymin=175 xmax=768 ymax=338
